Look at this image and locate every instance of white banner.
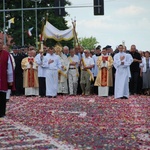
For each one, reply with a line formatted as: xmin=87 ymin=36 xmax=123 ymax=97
xmin=43 ymin=21 xmax=74 ymax=41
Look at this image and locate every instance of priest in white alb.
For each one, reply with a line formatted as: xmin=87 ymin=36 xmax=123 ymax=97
xmin=43 ymin=47 xmax=63 ymax=98
xmin=113 ymin=44 xmax=133 ymax=99
xmin=54 ymin=45 xmax=69 ymax=95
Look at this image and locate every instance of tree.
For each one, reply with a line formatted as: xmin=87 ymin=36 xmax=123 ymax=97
xmin=79 ymin=36 xmax=99 ymax=50
xmin=0 ymin=0 xmax=73 ymax=48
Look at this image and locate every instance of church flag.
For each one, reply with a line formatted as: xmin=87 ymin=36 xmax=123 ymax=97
xmin=28 ymin=27 xmax=34 ymax=36
xmin=8 ymin=18 xmax=15 ymax=28
xmin=43 ymin=21 xmax=74 ymax=41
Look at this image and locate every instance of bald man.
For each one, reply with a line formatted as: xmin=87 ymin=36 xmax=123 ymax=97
xmin=80 ymin=49 xmax=94 ymax=95
xmin=21 ymin=50 xmax=39 ymax=96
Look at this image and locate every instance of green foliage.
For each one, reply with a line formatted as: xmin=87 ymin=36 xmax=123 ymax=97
xmin=0 ymin=0 xmax=73 ymax=49
xmin=79 ymin=36 xmax=99 ymax=50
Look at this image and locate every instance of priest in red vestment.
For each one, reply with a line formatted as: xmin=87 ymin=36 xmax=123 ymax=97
xmin=94 ymin=47 xmax=113 ymax=96
xmin=21 ymin=50 xmax=39 ymax=96
xmin=0 ymin=38 xmax=14 ymax=118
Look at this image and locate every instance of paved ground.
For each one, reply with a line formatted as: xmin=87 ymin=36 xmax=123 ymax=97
xmin=0 ymin=95 xmax=150 ymax=150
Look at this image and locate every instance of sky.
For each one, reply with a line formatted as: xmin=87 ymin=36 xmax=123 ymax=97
xmin=65 ymin=0 xmax=150 ymax=51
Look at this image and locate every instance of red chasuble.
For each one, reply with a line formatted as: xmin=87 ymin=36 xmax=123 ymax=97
xmin=101 ymin=56 xmax=108 ymax=87
xmin=0 ymin=50 xmax=10 ymax=91
xmin=28 ymin=58 xmax=35 ymax=87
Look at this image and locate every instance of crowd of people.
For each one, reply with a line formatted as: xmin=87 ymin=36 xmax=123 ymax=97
xmin=0 ymin=37 xmax=150 ymax=118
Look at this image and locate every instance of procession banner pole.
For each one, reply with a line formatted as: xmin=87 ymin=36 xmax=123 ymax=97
xmin=122 ymin=40 xmax=125 ymax=51
xmin=72 ymin=18 xmax=79 ymax=47
xmin=40 ymin=15 xmax=46 ymax=52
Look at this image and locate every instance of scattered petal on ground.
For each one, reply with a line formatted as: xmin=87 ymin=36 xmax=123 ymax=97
xmin=0 ymin=95 xmax=150 ymax=149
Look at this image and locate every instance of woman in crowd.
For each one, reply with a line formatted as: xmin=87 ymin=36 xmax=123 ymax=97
xmin=140 ymin=51 xmax=150 ymax=95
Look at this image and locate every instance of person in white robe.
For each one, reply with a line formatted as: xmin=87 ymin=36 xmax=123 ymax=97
xmin=44 ymin=47 xmax=63 ymax=98
xmin=3 ymin=45 xmax=15 ymax=101
xmin=54 ymin=45 xmax=69 ymax=94
xmin=6 ymin=54 xmax=15 ymax=101
xmin=140 ymin=51 xmax=150 ymax=95
xmin=113 ymin=44 xmax=133 ymax=99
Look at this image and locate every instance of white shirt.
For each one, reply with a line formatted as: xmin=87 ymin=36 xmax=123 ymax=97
xmin=92 ymin=54 xmax=100 ymax=77
xmin=35 ymin=53 xmax=47 ymax=77
xmin=10 ymin=54 xmax=16 ymax=69
xmin=140 ymin=57 xmax=150 ymax=72
xmin=81 ymin=56 xmax=94 ymax=69
xmin=68 ymin=55 xmax=79 ymax=68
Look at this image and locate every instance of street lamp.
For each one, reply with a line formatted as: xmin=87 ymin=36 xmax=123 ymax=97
xmin=30 ymin=0 xmax=41 ymax=49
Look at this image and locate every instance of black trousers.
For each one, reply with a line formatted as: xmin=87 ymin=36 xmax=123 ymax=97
xmin=38 ymin=77 xmax=46 ymax=97
xmin=15 ymin=74 xmax=24 ymax=95
xmin=0 ymin=92 xmax=6 ymax=117
xmin=129 ymin=72 xmax=140 ymax=94
xmin=93 ymin=77 xmax=98 ymax=95
xmin=77 ymin=68 xmax=82 ymax=95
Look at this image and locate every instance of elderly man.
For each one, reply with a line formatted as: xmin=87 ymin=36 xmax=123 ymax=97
xmin=21 ymin=50 xmax=39 ymax=96
xmin=129 ymin=44 xmax=142 ymax=95
xmin=68 ymin=48 xmax=79 ymax=95
xmin=80 ymin=49 xmax=94 ymax=95
xmin=55 ymin=45 xmax=69 ymax=95
xmin=63 ymin=46 xmax=70 ymax=57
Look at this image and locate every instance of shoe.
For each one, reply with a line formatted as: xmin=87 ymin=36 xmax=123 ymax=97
xmin=85 ymin=92 xmax=90 ymax=96
xmin=82 ymin=92 xmax=85 ymax=95
xmin=121 ymin=96 xmax=128 ymax=99
xmin=124 ymin=97 xmax=128 ymax=99
xmin=26 ymin=95 xmax=31 ymax=97
xmin=117 ymin=97 xmax=123 ymax=99
xmin=48 ymin=96 xmax=57 ymax=98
